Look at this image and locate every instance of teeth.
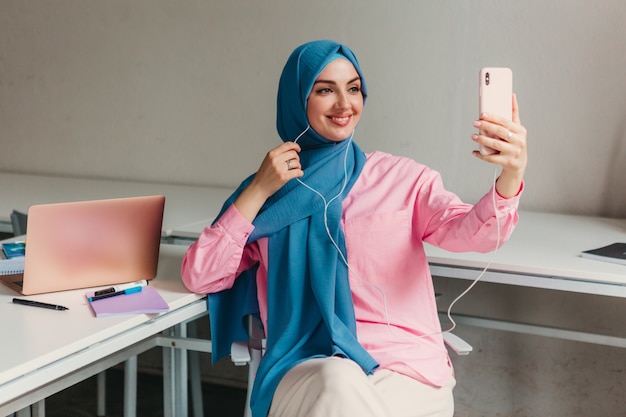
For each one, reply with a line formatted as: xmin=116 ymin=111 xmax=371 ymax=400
xmin=332 ymin=116 xmax=349 ymax=122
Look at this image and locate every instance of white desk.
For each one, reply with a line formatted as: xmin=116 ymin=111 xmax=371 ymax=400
xmin=0 ymin=244 xmax=206 ymax=416
xmin=426 ymin=211 xmax=626 ymax=297
xmin=0 ymin=172 xmax=231 ymax=417
xmin=426 ymin=211 xmax=626 ymax=348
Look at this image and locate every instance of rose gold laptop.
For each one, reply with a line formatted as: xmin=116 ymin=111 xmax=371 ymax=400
xmin=1 ymin=195 xmax=165 ymax=295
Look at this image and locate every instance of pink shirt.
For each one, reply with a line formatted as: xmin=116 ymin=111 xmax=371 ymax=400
xmin=181 ymin=150 xmax=521 ymax=387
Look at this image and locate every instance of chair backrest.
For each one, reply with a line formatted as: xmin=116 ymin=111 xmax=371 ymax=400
xmin=10 ymin=210 xmax=28 ymax=236
xmin=230 ymin=315 xmax=264 ymax=417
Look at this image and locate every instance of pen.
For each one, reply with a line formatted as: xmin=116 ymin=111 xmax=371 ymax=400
xmin=94 ymin=280 xmax=149 ymax=296
xmin=13 ymin=298 xmax=69 ymax=311
xmin=88 ymin=286 xmax=143 ymax=302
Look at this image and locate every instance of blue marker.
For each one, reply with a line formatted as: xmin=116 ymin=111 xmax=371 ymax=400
xmin=88 ymin=286 xmax=143 ymax=302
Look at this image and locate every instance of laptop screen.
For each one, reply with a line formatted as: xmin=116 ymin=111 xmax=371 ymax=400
xmin=20 ymin=195 xmax=165 ymax=295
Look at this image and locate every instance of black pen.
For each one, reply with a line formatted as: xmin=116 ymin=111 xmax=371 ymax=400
xmin=87 ymin=286 xmax=142 ymax=302
xmin=94 ymin=279 xmax=149 ymax=296
xmin=13 ymin=298 xmax=69 ymax=311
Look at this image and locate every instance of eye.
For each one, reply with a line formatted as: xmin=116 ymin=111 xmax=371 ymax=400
xmin=348 ymin=85 xmax=361 ymax=93
xmin=315 ymin=87 xmax=333 ymax=94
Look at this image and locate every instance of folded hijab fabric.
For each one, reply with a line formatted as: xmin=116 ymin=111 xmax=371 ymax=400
xmin=208 ymin=40 xmax=378 ymax=417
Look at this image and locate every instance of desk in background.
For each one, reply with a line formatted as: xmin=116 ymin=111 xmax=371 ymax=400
xmin=0 ymin=171 xmax=233 ymax=236
xmin=427 ymin=211 xmax=626 ymax=297
xmin=426 ymin=211 xmax=626 ymax=348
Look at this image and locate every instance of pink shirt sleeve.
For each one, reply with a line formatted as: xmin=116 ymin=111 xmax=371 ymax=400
xmin=180 ymin=204 xmax=258 ymax=294
xmin=420 ymin=180 xmax=522 ymax=253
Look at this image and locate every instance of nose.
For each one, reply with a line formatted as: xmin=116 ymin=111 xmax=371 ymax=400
xmin=335 ymin=91 xmax=350 ymax=110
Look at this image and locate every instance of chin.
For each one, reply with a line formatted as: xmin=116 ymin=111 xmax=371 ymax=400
xmin=325 ymin=127 xmax=356 ymax=141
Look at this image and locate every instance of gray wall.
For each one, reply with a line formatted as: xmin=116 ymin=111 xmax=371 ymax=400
xmin=2 ymin=0 xmax=626 ymax=217
xmin=1 ymin=1 xmax=625 ymax=416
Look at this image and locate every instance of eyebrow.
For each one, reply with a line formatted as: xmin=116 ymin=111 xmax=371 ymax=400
xmin=313 ymin=76 xmax=361 ymax=86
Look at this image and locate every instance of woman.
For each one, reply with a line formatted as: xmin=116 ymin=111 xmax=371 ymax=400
xmin=182 ymin=40 xmax=527 ymax=417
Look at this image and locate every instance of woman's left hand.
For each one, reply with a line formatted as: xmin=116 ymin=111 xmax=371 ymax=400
xmin=472 ymin=93 xmax=527 ymax=198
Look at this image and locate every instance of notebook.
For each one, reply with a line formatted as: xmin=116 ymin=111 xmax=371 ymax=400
xmin=85 ymin=286 xmax=170 ymax=317
xmin=0 ymin=257 xmax=25 ymax=274
xmin=0 ymin=195 xmax=165 ymax=295
xmin=2 ymin=241 xmax=26 ymax=258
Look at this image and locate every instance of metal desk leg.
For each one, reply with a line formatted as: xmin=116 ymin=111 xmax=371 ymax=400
xmin=95 ymin=359 xmax=137 ymax=417
xmin=163 ymin=333 xmax=173 ymax=417
xmin=31 ymin=401 xmax=44 ymax=417
xmin=162 ymin=324 xmax=188 ymax=417
xmin=96 ymin=371 xmax=106 ymax=416
xmin=188 ymin=320 xmax=204 ymax=417
xmin=14 ymin=399 xmax=44 ymax=417
xmin=15 ymin=408 xmax=30 ymax=417
xmin=124 ymin=357 xmax=138 ymax=417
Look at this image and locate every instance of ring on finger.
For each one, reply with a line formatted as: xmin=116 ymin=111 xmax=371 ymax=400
xmin=506 ymin=130 xmax=512 ymax=140
xmin=286 ymin=160 xmax=292 ymax=170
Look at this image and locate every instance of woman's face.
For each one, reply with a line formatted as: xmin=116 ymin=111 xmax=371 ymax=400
xmin=306 ymin=58 xmax=363 ymax=142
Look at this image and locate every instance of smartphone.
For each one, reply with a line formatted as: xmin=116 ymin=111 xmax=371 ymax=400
xmin=478 ymin=67 xmax=512 ymax=155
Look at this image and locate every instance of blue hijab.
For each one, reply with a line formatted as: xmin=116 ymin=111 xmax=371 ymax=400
xmin=208 ymin=40 xmax=378 ymax=417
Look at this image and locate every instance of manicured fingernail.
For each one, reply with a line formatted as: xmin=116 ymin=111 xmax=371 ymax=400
xmin=472 ymin=134 xmax=478 ymax=141
xmin=473 ymin=120 xmax=481 ymax=128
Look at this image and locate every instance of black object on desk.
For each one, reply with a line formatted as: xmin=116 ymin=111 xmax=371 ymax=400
xmin=581 ymin=242 xmax=626 ymax=266
xmin=12 ymin=298 xmax=69 ymax=311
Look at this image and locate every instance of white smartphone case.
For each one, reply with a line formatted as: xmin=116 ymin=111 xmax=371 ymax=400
xmin=478 ymin=67 xmax=512 ymax=155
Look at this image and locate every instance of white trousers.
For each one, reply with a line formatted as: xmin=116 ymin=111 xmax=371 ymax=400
xmin=268 ymin=356 xmax=455 ymax=417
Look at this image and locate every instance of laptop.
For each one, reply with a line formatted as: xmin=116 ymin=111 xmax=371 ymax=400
xmin=1 ymin=195 xmax=165 ymax=295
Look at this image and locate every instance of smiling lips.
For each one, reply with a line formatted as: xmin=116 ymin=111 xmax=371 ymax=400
xmin=329 ymin=115 xmax=351 ymax=126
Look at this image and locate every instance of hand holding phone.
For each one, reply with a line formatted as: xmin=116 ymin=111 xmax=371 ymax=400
xmin=478 ymin=67 xmax=513 ymax=155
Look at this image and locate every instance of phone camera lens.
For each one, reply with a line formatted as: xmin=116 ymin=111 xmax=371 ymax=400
xmin=485 ymin=72 xmax=490 ymax=86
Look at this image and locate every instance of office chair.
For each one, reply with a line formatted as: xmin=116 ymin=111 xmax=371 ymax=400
xmin=10 ymin=210 xmax=28 ymax=236
xmin=230 ymin=314 xmax=472 ymax=417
